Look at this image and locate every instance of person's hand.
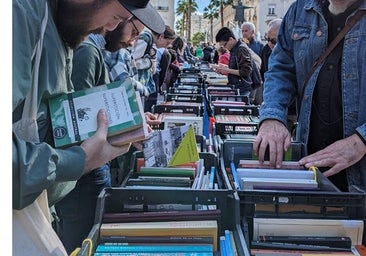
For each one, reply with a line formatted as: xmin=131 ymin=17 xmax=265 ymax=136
xmin=214 ymin=64 xmax=229 ymax=75
xmin=299 ymin=134 xmax=366 ymax=177
xmin=252 ymin=119 xmax=291 ymax=168
xmin=145 ymin=112 xmax=160 ymax=126
xmin=80 ymin=109 xmax=131 ymax=174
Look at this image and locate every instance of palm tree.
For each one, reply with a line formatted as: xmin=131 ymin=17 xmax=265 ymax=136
xmin=203 ymin=3 xmax=219 ymax=43
xmin=176 ymin=0 xmax=198 ymax=40
xmin=210 ymin=0 xmax=234 ymax=27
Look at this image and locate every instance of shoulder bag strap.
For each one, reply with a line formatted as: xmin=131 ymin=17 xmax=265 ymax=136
xmin=299 ymin=9 xmax=365 ymax=102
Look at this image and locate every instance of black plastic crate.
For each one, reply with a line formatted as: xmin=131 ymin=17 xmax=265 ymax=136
xmin=121 ymin=150 xmax=230 ymax=190
xmin=219 ymin=140 xmax=366 ymax=220
xmin=77 ymin=188 xmax=250 ymax=255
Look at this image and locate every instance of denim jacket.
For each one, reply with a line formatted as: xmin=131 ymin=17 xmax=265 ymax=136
xmin=260 ymin=0 xmax=366 ymax=188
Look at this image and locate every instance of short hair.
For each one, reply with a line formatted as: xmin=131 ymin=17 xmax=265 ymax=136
xmin=241 ymin=21 xmax=255 ymax=32
xmin=171 ymin=36 xmax=184 ymax=51
xmin=217 ymin=46 xmax=227 ymax=54
xmin=152 ymin=25 xmax=176 ymax=39
xmin=268 ymin=18 xmax=282 ymax=29
xmin=215 ymin=27 xmax=236 ymax=42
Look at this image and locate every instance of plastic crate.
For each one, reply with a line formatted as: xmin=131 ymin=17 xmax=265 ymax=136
xmin=121 ymin=150 xmax=230 ymax=190
xmin=77 ymin=188 xmax=250 ymax=256
xmin=218 ymin=140 xmax=366 ymax=251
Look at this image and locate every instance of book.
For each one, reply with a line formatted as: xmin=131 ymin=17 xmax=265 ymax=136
xmin=138 ymin=166 xmax=196 ymax=178
xmin=102 ymin=209 xmax=222 ymax=223
xmin=220 ymin=236 xmax=228 ymax=256
xmin=94 ymin=253 xmax=213 ymax=256
xmin=239 ymin=160 xmax=305 ymax=170
xmin=99 ymin=235 xmax=215 ymax=245
xmin=142 ymin=124 xmax=199 ymax=167
xmin=256 ymin=236 xmax=352 ymax=249
xmin=49 ymin=78 xmax=148 ymax=147
xmin=100 ymin=220 xmax=218 ymax=250
xmin=252 ymin=218 xmax=364 ymax=246
xmin=241 ymin=177 xmax=318 ymax=190
xmin=95 ymin=244 xmax=213 ymax=253
xmin=126 ymin=176 xmax=192 ymax=187
xmin=250 ymin=248 xmax=357 ymax=255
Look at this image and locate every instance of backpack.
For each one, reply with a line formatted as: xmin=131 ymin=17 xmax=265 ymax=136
xmin=132 ymin=31 xmax=154 ymax=70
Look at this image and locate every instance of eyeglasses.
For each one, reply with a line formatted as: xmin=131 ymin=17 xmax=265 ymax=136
xmin=265 ymin=36 xmax=277 ymax=44
xmin=126 ymin=16 xmax=140 ymax=37
xmin=130 ymin=19 xmax=140 ymax=36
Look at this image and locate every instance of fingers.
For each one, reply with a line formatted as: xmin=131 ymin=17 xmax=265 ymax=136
xmin=95 ymin=109 xmax=109 ymax=139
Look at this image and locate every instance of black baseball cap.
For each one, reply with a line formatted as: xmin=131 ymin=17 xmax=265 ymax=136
xmin=119 ymin=0 xmax=165 ymax=34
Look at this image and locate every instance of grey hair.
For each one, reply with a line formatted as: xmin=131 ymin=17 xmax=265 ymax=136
xmin=241 ymin=21 xmax=256 ymax=32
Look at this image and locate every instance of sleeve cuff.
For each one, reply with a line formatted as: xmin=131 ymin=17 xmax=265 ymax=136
xmin=355 ymin=130 xmax=366 ymax=146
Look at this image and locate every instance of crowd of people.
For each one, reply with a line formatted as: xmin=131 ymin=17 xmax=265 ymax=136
xmin=12 ymin=0 xmax=366 ymax=254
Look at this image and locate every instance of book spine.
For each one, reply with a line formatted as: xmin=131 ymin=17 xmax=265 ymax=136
xmin=220 ymin=236 xmax=228 ymax=256
xmin=230 ymin=162 xmax=241 ymax=190
xmin=94 ymin=253 xmax=213 ymax=256
xmin=96 ymin=244 xmax=213 ymax=253
xmin=225 ymin=230 xmax=234 ymax=256
xmin=99 ymin=235 xmax=214 ymax=244
xmin=258 ymin=236 xmax=352 ymax=248
xmin=208 ymin=166 xmax=215 ymax=189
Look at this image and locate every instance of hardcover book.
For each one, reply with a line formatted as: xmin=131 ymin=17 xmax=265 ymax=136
xmin=100 ymin=220 xmax=218 ymax=250
xmin=49 ymin=78 xmax=148 ymax=147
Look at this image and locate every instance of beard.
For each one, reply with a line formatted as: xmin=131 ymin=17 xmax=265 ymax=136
xmin=56 ymin=0 xmax=106 ymax=49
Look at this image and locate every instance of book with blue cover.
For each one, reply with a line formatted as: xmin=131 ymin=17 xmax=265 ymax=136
xmin=49 ymin=78 xmax=148 ymax=147
xmin=96 ymin=244 xmax=213 ymax=253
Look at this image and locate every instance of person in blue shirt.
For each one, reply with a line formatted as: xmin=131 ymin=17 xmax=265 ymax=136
xmin=253 ymin=0 xmax=366 ymax=192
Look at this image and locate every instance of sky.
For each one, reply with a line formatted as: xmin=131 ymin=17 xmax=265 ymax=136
xmin=174 ymin=0 xmax=212 ymax=14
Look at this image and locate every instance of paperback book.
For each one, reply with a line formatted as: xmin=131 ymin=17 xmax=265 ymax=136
xmin=49 ymin=78 xmax=148 ymax=147
xmin=142 ymin=124 xmax=199 ymax=167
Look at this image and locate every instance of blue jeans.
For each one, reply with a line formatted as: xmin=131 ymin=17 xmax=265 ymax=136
xmin=54 ymin=163 xmax=111 ymax=254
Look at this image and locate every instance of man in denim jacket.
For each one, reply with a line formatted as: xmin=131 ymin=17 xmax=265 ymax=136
xmin=253 ymin=0 xmax=366 ymax=191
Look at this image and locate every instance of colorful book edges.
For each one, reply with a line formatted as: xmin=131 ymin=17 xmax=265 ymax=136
xmin=49 ymin=78 xmax=148 ymax=147
xmin=93 ymin=253 xmax=213 ymax=256
xmin=95 ymin=244 xmax=213 ymax=253
xmin=100 ymin=220 xmax=218 ymax=251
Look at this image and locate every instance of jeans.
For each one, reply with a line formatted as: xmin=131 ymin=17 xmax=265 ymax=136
xmin=54 ymin=163 xmax=111 ymax=254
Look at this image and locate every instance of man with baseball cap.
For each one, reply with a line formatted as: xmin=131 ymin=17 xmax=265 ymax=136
xmin=13 ymin=0 xmax=164 ymax=254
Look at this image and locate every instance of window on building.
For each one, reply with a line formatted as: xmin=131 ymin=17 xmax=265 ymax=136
xmin=268 ymin=4 xmax=276 ymax=15
xmin=156 ymin=0 xmax=169 ymax=11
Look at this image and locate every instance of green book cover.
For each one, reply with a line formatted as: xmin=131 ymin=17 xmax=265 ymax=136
xmin=49 ymin=78 xmax=144 ymax=148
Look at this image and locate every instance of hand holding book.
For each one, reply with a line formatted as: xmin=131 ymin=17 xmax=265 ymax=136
xmin=80 ymin=109 xmax=132 ymax=173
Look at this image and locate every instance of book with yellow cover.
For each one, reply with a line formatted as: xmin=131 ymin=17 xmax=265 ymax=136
xmin=100 ymin=220 xmax=218 ymax=250
xmin=49 ymin=78 xmax=148 ymax=147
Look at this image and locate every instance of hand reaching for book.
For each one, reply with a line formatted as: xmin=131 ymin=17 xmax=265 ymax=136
xmin=80 ymin=109 xmax=131 ymax=174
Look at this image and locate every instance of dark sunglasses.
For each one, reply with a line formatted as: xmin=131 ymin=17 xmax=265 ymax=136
xmin=265 ymin=36 xmax=277 ymax=44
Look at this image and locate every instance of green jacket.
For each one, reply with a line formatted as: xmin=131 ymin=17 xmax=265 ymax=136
xmin=13 ymin=0 xmax=85 ymax=209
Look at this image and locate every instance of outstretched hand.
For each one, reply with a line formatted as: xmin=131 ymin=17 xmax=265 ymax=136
xmin=80 ymin=109 xmax=131 ymax=174
xmin=299 ymin=134 xmax=366 ymax=177
xmin=253 ymin=119 xmax=291 ymax=168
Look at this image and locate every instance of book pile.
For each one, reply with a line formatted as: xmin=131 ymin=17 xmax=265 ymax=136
xmin=234 ymin=160 xmax=319 ymax=190
xmin=96 ymin=218 xmax=219 ymax=255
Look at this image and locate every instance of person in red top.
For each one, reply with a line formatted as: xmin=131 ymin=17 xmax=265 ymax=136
xmin=217 ymin=46 xmax=230 ymax=66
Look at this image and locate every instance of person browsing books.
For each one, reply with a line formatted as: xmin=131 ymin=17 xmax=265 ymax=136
xmin=13 ymin=0 xmax=165 ymax=254
xmin=57 ymin=7 xmax=163 ymax=254
xmin=214 ymin=27 xmax=253 ymax=97
xmin=252 ymin=0 xmax=366 ymax=192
